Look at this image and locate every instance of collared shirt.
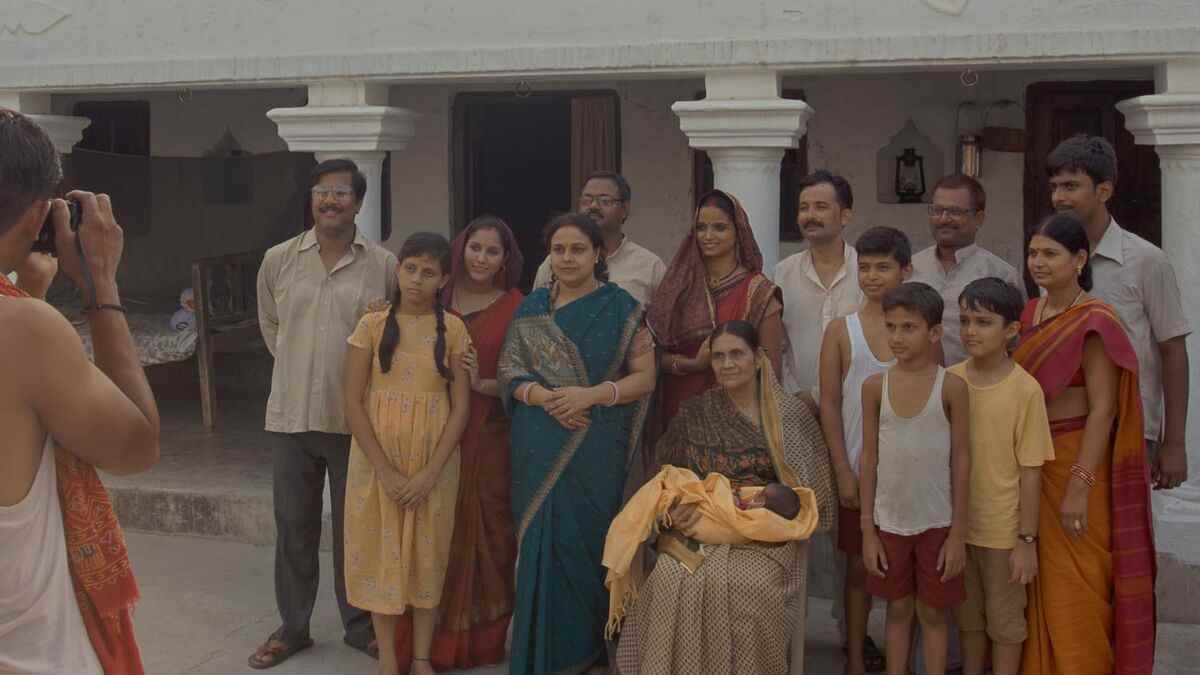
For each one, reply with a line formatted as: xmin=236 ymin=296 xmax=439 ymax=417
xmin=1089 ymin=218 xmax=1191 ymax=441
xmin=910 ymin=244 xmax=1024 ymax=367
xmin=533 ymin=234 xmax=666 ymax=306
xmin=774 ymin=242 xmax=863 ymax=394
xmin=257 ymin=228 xmax=397 ymax=434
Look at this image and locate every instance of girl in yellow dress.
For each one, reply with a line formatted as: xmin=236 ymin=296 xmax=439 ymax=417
xmin=344 ymin=232 xmax=472 ymax=675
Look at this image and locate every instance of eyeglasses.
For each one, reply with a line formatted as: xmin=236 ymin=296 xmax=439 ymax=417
xmin=928 ymin=205 xmax=976 ymax=219
xmin=579 ymin=195 xmax=623 ymax=209
xmin=311 ymin=185 xmax=355 ymax=200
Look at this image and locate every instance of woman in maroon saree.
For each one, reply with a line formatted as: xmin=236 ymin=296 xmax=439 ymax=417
xmin=394 ymin=215 xmax=524 ymax=671
xmin=647 ymin=189 xmax=784 ymax=425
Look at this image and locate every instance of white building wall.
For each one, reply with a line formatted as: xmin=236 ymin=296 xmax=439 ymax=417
xmin=51 ymin=89 xmax=303 ymax=157
xmin=389 ymin=66 xmax=1151 ymax=271
xmin=384 ymin=80 xmax=698 ymax=258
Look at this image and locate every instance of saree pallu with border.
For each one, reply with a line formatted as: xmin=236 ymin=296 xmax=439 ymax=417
xmin=498 ymin=283 xmax=650 ymax=675
xmin=0 ymin=276 xmax=144 ymax=675
xmin=393 ymin=289 xmax=523 ymax=672
xmin=659 ymin=271 xmax=779 ymax=424
xmin=1014 ymin=299 xmax=1155 ymax=675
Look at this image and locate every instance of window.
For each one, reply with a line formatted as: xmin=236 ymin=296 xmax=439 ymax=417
xmin=692 ymin=89 xmax=809 ymax=241
xmin=72 ymin=100 xmax=150 ymax=156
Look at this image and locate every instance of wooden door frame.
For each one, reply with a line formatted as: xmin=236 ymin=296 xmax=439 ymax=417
xmin=449 ymin=89 xmax=622 ymax=234
xmin=1022 ymin=79 xmax=1157 ymax=294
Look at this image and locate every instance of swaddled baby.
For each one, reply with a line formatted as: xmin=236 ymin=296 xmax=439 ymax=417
xmin=602 ymin=466 xmax=819 ymax=636
xmin=736 ymin=481 xmax=802 ymax=520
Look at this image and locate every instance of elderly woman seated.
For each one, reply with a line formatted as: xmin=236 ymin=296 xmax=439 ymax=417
xmin=613 ymin=320 xmax=836 ymax=675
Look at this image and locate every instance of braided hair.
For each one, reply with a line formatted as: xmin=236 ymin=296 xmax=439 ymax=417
xmin=379 ymin=232 xmax=454 ymax=382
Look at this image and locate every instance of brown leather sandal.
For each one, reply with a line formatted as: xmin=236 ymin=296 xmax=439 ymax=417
xmin=247 ymin=628 xmax=314 ymax=670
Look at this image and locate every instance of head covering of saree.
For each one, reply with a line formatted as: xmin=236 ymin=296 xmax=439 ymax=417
xmin=1014 ymin=298 xmax=1155 ymax=675
xmin=0 ymin=275 xmax=145 ymax=674
xmin=646 ymin=189 xmax=774 ymax=350
xmin=440 ymin=215 xmax=525 ymax=307
xmin=654 ymin=352 xmax=837 ymax=533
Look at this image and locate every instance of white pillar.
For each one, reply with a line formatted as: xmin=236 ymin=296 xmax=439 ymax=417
xmin=0 ymin=90 xmax=90 ymax=154
xmin=672 ymin=71 xmax=813 ymax=276
xmin=267 ymin=81 xmax=417 ymax=245
xmin=1118 ymin=60 xmax=1200 ymax=523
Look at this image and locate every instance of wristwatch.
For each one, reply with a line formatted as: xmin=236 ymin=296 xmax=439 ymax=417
xmin=1017 ymin=533 xmax=1038 ymax=544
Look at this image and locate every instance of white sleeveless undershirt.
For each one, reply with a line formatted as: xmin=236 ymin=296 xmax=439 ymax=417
xmin=873 ymin=368 xmax=954 ymax=535
xmin=0 ymin=437 xmax=103 ymax=674
xmin=841 ymin=312 xmax=896 ymax=477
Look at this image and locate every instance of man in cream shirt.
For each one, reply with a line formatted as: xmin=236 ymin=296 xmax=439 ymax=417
xmin=909 ymin=174 xmax=1023 ymax=366
xmin=533 ymin=171 xmax=665 ymax=305
xmin=775 ymin=170 xmax=863 ymax=397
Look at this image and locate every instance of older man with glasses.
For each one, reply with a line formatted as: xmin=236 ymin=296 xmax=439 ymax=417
xmin=910 ymin=173 xmax=1024 ymax=366
xmin=249 ymin=158 xmax=395 ymax=669
xmin=532 ymin=171 xmax=665 ymax=305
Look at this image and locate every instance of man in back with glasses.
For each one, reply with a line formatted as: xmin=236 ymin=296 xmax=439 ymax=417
xmin=910 ymin=174 xmax=1024 ymax=366
xmin=532 ymin=171 xmax=666 ymax=305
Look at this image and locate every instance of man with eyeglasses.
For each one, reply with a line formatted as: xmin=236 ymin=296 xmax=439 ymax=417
xmin=250 ymin=158 xmax=393 ymax=668
xmin=532 ymin=171 xmax=666 ymax=305
xmin=910 ymin=173 xmax=1023 ymax=366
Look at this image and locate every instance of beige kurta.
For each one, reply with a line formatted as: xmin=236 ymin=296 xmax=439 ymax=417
xmin=344 ymin=310 xmax=470 ymax=613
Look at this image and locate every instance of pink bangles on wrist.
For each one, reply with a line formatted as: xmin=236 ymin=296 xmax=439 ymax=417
xmin=1069 ymin=463 xmax=1097 ymax=488
xmin=603 ymin=380 xmax=620 ymax=406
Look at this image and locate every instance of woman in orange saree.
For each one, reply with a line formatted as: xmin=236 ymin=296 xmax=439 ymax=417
xmin=393 ymin=216 xmax=524 ymax=672
xmin=647 ymin=189 xmax=784 ymax=426
xmin=1014 ymin=213 xmax=1155 ymax=675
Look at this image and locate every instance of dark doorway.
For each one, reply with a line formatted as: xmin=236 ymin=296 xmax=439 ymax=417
xmin=454 ymin=95 xmax=572 ymax=290
xmin=1023 ymin=80 xmax=1161 ymax=292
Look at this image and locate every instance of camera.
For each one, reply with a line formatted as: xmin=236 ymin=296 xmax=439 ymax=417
xmin=31 ymin=199 xmax=81 ymax=256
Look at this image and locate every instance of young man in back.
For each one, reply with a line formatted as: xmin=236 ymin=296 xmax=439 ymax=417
xmin=859 ymin=282 xmax=970 ymax=675
xmin=0 ymin=109 xmax=159 ymax=673
xmin=950 ymin=278 xmax=1054 ymax=675
xmin=1046 ymin=135 xmax=1191 ymax=490
xmin=818 ymin=226 xmax=913 ymax=675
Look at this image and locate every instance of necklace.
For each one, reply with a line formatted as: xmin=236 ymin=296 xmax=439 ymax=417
xmin=1035 ymin=288 xmax=1085 ymax=325
xmin=707 ymin=261 xmax=740 ymax=288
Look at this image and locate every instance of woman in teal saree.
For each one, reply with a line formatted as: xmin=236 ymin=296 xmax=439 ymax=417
xmin=499 ymin=213 xmax=657 ymax=674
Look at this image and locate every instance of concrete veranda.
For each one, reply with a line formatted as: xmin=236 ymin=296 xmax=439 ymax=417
xmin=128 ymin=532 xmax=1200 ymax=675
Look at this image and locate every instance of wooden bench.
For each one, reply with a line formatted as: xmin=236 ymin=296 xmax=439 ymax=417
xmin=191 ymin=250 xmax=266 ymax=430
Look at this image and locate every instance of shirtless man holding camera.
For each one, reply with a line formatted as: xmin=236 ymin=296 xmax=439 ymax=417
xmin=0 ymin=109 xmax=158 ymax=673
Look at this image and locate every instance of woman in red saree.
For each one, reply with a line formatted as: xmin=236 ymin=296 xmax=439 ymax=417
xmin=393 ymin=215 xmax=524 ymax=672
xmin=1014 ymin=213 xmax=1155 ymax=675
xmin=647 ymin=189 xmax=784 ymax=425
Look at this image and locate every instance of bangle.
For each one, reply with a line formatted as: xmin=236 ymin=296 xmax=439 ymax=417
xmin=84 ymin=303 xmax=127 ymax=314
xmin=604 ymin=380 xmax=620 ymax=406
xmin=1069 ymin=463 xmax=1097 ymax=488
xmin=519 ymin=383 xmax=535 ymax=406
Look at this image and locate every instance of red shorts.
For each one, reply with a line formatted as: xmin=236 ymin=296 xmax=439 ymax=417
xmin=864 ymin=527 xmax=965 ymax=609
xmin=837 ymin=506 xmax=863 ymax=555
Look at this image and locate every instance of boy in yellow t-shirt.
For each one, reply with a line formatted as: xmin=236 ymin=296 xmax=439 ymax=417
xmin=948 ymin=278 xmax=1054 ymax=675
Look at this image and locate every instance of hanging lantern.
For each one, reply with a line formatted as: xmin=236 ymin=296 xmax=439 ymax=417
xmin=957 ymin=134 xmax=982 ymax=178
xmin=894 ymin=147 xmax=926 ymax=203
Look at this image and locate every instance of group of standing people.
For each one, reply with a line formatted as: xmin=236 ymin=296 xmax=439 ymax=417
xmin=249 ymin=132 xmax=1188 ymax=675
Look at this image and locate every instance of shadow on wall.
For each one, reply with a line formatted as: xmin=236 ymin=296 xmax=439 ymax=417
xmin=58 ymin=150 xmax=315 ymax=297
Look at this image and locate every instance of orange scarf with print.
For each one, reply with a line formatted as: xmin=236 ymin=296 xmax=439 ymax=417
xmin=0 ymin=275 xmax=144 ymax=675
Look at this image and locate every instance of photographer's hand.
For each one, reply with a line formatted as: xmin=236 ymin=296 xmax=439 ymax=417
xmin=54 ymin=192 xmax=123 ymax=305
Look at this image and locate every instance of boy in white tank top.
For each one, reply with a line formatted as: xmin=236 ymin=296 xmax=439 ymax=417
xmin=859 ymin=282 xmax=970 ymax=675
xmin=818 ymin=226 xmax=911 ymax=675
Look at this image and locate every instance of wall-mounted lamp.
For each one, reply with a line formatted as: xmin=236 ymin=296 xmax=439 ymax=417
xmin=895 ymin=148 xmax=927 ymax=203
